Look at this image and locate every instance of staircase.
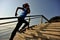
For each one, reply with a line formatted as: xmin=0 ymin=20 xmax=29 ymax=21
xmin=40 ymin=22 xmax=60 ymax=40
xmin=0 ymin=15 xmax=60 ymax=40
xmin=13 ymin=22 xmax=60 ymax=40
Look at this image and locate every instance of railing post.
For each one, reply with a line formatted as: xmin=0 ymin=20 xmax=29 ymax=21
xmin=40 ymin=16 xmax=43 ymax=24
xmin=28 ymin=16 xmax=30 ymax=29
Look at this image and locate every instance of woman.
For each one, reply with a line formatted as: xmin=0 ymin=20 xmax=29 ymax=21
xmin=9 ymin=3 xmax=30 ymax=40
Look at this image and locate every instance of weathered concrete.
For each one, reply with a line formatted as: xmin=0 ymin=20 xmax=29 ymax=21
xmin=13 ymin=22 xmax=60 ymax=40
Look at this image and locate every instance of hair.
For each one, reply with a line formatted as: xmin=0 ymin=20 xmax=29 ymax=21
xmin=23 ymin=3 xmax=30 ymax=8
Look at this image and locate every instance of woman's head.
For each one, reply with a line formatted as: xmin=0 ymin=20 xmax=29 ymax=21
xmin=23 ymin=3 xmax=30 ymax=8
xmin=23 ymin=3 xmax=30 ymax=13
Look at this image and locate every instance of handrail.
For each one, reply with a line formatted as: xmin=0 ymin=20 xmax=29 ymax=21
xmin=42 ymin=15 xmax=49 ymax=22
xmin=0 ymin=15 xmax=49 ymax=25
xmin=0 ymin=17 xmax=40 ymax=25
xmin=0 ymin=15 xmax=42 ymax=20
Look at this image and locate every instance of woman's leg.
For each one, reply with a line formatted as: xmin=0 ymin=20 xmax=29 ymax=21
xmin=22 ymin=19 xmax=29 ymax=30
xmin=9 ymin=18 xmax=22 ymax=40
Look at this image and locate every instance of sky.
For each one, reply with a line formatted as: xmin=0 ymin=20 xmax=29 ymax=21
xmin=0 ymin=0 xmax=60 ymax=19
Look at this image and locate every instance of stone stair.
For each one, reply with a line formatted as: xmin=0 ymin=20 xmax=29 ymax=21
xmin=40 ymin=22 xmax=60 ymax=40
xmin=13 ymin=22 xmax=60 ymax=40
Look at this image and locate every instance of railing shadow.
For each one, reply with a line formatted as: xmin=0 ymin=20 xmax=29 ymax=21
xmin=24 ymin=31 xmax=49 ymax=40
xmin=39 ymin=23 xmax=51 ymax=31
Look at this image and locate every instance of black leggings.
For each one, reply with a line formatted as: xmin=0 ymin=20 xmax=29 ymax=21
xmin=9 ymin=17 xmax=29 ymax=40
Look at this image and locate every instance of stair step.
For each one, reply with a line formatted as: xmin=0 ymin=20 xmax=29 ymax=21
xmin=48 ymin=25 xmax=60 ymax=27
xmin=46 ymin=23 xmax=60 ymax=27
xmin=32 ymin=26 xmax=41 ymax=30
xmin=17 ymin=32 xmax=33 ymax=38
xmin=14 ymin=33 xmax=25 ymax=40
xmin=48 ymin=23 xmax=60 ymax=25
xmin=42 ymin=34 xmax=60 ymax=39
xmin=46 ymin=27 xmax=60 ymax=29
xmin=25 ymin=29 xmax=38 ymax=36
xmin=48 ymin=26 xmax=60 ymax=27
xmin=46 ymin=25 xmax=60 ymax=27
xmin=14 ymin=31 xmax=40 ymax=40
xmin=43 ymin=29 xmax=60 ymax=31
xmin=40 ymin=31 xmax=60 ymax=36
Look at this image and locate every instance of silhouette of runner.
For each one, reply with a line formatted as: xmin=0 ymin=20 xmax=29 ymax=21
xmin=9 ymin=3 xmax=30 ymax=40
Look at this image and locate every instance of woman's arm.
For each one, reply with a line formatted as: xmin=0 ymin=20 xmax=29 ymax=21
xmin=27 ymin=8 xmax=30 ymax=14
xmin=15 ymin=7 xmax=24 ymax=16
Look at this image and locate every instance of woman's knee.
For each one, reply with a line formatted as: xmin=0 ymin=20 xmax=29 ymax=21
xmin=26 ymin=22 xmax=29 ymax=25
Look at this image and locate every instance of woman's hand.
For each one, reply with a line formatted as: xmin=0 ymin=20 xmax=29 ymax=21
xmin=15 ymin=13 xmax=17 ymax=17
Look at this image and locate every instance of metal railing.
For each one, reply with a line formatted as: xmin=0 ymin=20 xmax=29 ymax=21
xmin=0 ymin=15 xmax=49 ymax=25
xmin=0 ymin=15 xmax=49 ymax=32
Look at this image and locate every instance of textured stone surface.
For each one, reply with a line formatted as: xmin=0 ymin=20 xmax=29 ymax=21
xmin=13 ymin=22 xmax=60 ymax=40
